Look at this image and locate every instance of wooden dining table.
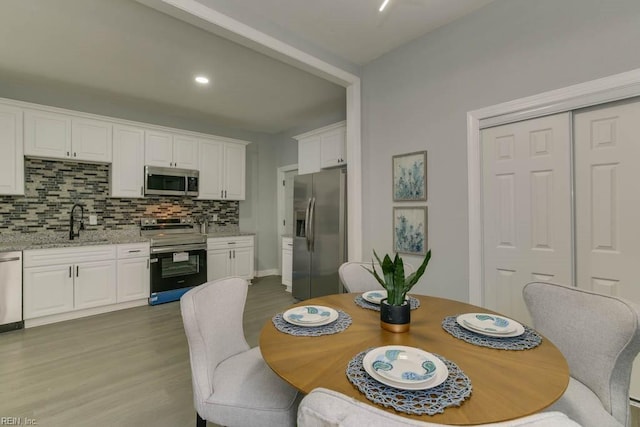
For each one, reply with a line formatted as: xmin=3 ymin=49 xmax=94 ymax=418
xmin=259 ymin=292 xmax=569 ymax=425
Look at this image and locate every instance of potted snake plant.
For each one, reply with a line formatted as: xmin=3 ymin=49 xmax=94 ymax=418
xmin=366 ymin=249 xmax=431 ymax=332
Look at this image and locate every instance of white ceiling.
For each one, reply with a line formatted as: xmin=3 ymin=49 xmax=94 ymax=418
xmin=186 ymin=0 xmax=495 ymax=66
xmin=0 ymin=0 xmax=492 ymax=135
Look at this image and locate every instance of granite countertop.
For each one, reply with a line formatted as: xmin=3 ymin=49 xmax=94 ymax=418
xmin=0 ymin=226 xmax=253 ymax=252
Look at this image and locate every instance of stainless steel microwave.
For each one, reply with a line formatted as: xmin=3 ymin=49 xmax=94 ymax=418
xmin=144 ymin=166 xmax=199 ymax=197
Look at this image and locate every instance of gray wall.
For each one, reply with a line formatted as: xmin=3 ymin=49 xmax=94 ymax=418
xmin=361 ymin=0 xmax=640 ymax=301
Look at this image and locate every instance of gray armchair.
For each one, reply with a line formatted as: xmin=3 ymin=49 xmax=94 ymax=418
xmin=523 ymin=281 xmax=640 ymax=427
xmin=338 ymin=261 xmax=414 ymax=293
xmin=297 ymin=388 xmax=581 ymax=426
xmin=180 ymin=277 xmax=300 ymax=427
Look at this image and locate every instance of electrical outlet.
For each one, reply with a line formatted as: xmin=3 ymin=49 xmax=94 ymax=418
xmin=89 ymin=215 xmax=98 ymax=225
xmin=212 ymin=214 xmax=218 ymax=222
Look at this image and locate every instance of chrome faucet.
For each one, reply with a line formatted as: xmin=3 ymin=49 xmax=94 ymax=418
xmin=69 ymin=203 xmax=85 ymax=240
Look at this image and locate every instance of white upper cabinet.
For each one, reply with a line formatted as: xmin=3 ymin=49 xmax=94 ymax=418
xmin=198 ymin=138 xmax=224 ymax=200
xmin=71 ymin=117 xmax=112 ymax=162
xmin=198 ymin=138 xmax=247 ymax=200
xmin=224 ymin=142 xmax=246 ymax=200
xmin=297 ymin=135 xmax=321 ymax=175
xmin=319 ymin=126 xmax=346 ymax=168
xmin=24 ymin=109 xmax=71 ymax=158
xmin=145 ymin=130 xmax=198 ymax=169
xmin=173 ymin=134 xmax=199 ymax=169
xmin=24 ymin=109 xmax=112 ymax=163
xmin=0 ymin=104 xmax=24 ymax=195
xmin=111 ymin=125 xmax=145 ymax=198
xmin=295 ymin=121 xmax=346 ymax=175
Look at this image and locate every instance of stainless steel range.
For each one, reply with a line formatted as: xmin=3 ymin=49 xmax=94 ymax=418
xmin=141 ymin=217 xmax=207 ymax=305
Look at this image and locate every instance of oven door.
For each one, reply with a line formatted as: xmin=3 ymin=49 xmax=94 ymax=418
xmin=150 ymin=246 xmax=207 ymax=295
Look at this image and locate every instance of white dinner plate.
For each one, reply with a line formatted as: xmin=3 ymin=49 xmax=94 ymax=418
xmin=362 ymin=290 xmax=409 ymax=305
xmin=362 ymin=290 xmax=387 ymax=304
xmin=283 ymin=306 xmax=339 ymax=327
xmin=456 ymin=313 xmax=525 ymax=338
xmin=362 ymin=346 xmax=448 ymax=390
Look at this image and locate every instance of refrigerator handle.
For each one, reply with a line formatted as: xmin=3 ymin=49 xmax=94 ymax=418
xmin=305 ymin=197 xmax=312 ymax=251
xmin=309 ymin=197 xmax=316 ymax=251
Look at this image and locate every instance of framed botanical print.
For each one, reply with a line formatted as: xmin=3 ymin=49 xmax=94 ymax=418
xmin=392 ymin=151 xmax=427 ymax=201
xmin=393 ymin=206 xmax=427 ymax=255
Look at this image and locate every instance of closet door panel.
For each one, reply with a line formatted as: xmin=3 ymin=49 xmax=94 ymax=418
xmin=574 ymin=99 xmax=640 ymax=401
xmin=575 ymin=100 xmax=640 ymax=302
xmin=481 ymin=113 xmax=572 ymax=324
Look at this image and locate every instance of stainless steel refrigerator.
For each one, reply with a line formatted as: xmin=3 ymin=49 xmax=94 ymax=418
xmin=292 ymin=168 xmax=347 ymax=300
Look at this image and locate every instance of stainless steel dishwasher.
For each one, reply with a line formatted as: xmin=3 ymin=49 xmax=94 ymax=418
xmin=0 ymin=251 xmax=23 ymax=332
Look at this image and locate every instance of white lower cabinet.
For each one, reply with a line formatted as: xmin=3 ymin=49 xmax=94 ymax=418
xmin=74 ymin=260 xmax=117 ymax=310
xmin=23 ymin=243 xmax=150 ymax=323
xmin=23 ymin=264 xmax=75 ymax=318
xmin=282 ymin=237 xmax=293 ymax=290
xmin=116 ymin=243 xmax=150 ymax=303
xmin=207 ymin=236 xmax=254 ymax=281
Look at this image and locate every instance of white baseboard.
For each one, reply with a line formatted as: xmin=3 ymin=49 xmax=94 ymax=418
xmin=255 ymin=268 xmax=280 ymax=278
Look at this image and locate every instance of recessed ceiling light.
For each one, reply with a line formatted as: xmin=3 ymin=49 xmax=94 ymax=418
xmin=195 ymin=76 xmax=209 ymax=84
xmin=379 ymin=0 xmax=390 ymax=12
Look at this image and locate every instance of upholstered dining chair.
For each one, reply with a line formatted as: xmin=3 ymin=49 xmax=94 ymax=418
xmin=297 ymin=388 xmax=582 ymax=426
xmin=180 ymin=278 xmax=300 ymax=427
xmin=523 ymin=281 xmax=640 ymax=427
xmin=338 ymin=261 xmax=415 ymax=293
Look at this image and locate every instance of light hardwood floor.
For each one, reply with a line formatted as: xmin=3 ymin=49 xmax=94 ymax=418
xmin=0 ymin=276 xmax=296 ymax=427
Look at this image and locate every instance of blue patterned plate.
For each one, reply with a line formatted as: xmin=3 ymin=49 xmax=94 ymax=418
xmin=362 ymin=290 xmax=387 ymax=304
xmin=362 ymin=346 xmax=449 ymax=390
xmin=456 ymin=313 xmax=524 ymax=337
xmin=283 ymin=306 xmax=339 ymax=327
xmin=362 ymin=290 xmax=409 ymax=305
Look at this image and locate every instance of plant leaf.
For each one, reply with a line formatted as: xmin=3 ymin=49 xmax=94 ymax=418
xmin=406 ymin=249 xmax=431 ymax=288
xmin=391 ymin=254 xmax=405 ymax=305
xmin=381 ymin=253 xmax=395 ymax=292
xmin=362 ymin=263 xmax=386 ymax=288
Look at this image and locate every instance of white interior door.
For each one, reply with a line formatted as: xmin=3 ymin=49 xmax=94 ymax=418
xmin=574 ymin=99 xmax=640 ymax=400
xmin=481 ymin=113 xmax=572 ymax=324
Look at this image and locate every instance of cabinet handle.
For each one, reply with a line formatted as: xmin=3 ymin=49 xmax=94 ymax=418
xmin=66 ymin=151 xmax=70 ymax=157
xmin=227 ymin=242 xmax=236 ymax=245
xmin=140 ymin=186 xmax=143 ymax=196
xmin=128 ymin=249 xmax=141 ymax=253
xmin=69 ymin=266 xmax=72 ymax=278
xmin=233 ymin=250 xmax=235 ymax=259
xmin=229 ymin=251 xmax=231 ymax=259
xmin=74 ymin=152 xmax=77 ymax=157
xmin=224 ymin=190 xmax=227 ymax=198
xmin=221 ymin=190 xmax=223 ymax=198
xmin=76 ymin=266 xmax=79 ymax=277
xmin=147 ymin=259 xmax=149 ymax=269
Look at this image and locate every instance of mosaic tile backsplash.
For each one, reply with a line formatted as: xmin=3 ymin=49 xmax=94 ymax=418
xmin=0 ymin=158 xmax=239 ymax=234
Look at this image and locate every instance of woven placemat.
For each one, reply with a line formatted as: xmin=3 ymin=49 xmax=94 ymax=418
xmin=346 ymin=348 xmax=472 ymax=416
xmin=272 ymin=310 xmax=352 ymax=336
xmin=354 ymin=295 xmax=421 ymax=311
xmin=441 ymin=315 xmax=542 ymax=350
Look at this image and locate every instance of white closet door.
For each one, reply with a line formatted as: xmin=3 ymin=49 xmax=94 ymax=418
xmin=481 ymin=113 xmax=572 ymax=324
xmin=574 ymin=100 xmax=640 ymax=400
